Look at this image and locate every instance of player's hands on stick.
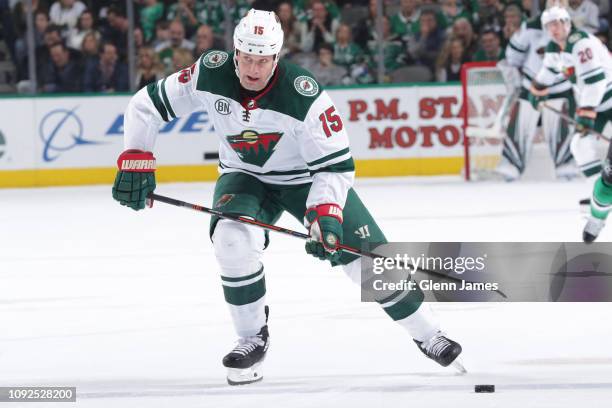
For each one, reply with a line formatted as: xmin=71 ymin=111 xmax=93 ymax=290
xmin=304 ymin=204 xmax=343 ymax=262
xmin=528 ymin=82 xmax=549 ymax=110
xmin=575 ymin=107 xmax=596 ymax=134
xmin=112 ymin=150 xmax=157 ymax=210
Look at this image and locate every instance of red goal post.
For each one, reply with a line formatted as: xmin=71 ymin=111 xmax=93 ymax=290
xmin=460 ymin=61 xmax=511 ymax=181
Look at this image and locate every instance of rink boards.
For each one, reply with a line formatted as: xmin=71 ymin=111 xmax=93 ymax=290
xmin=0 ymin=83 xmax=488 ymax=187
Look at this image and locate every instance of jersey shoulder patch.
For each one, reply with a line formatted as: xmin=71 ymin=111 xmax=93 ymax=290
xmin=568 ymin=30 xmax=589 ymax=44
xmin=202 ymin=50 xmax=229 ymax=68
xmin=294 ymin=75 xmax=319 ymax=97
xmin=196 ymin=51 xmax=238 ymax=100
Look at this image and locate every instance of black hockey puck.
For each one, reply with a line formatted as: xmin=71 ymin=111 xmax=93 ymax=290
xmin=475 ymin=385 xmax=495 ymax=393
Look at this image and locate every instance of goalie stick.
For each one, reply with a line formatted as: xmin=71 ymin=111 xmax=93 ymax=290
xmin=147 ymin=192 xmax=508 ymax=299
xmin=465 ymin=88 xmax=519 ymax=139
xmin=540 ymin=103 xmax=610 ymax=141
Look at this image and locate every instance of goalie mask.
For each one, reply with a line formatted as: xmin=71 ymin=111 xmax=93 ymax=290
xmin=233 ymin=9 xmax=284 ymax=83
xmin=541 ymin=6 xmax=571 ymax=43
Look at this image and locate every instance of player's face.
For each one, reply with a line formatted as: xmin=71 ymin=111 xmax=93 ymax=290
xmin=546 ymin=20 xmax=569 ymax=44
xmin=236 ymin=52 xmax=275 ymax=91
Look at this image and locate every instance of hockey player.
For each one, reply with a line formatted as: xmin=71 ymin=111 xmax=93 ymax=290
xmin=531 ymin=6 xmax=611 ymax=241
xmin=111 ymin=9 xmax=463 ymax=385
xmin=496 ymin=5 xmax=576 ymax=181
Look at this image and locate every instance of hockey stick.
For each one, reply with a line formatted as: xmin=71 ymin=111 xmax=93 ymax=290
xmin=541 ymin=103 xmax=610 ymax=142
xmin=148 ymin=192 xmax=508 ymax=299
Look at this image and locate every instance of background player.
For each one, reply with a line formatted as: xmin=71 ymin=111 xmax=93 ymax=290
xmin=496 ymin=1 xmax=576 ymax=181
xmin=531 ymin=6 xmax=612 ymax=241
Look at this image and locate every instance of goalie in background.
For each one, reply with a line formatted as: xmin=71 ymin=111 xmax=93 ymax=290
xmin=495 ymin=0 xmax=577 ymax=182
xmin=533 ymin=5 xmax=612 ymax=241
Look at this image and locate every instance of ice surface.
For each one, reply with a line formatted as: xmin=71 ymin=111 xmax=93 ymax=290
xmin=1 ymin=177 xmax=611 ymax=407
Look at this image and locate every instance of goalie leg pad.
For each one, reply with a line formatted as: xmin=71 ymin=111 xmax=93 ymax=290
xmin=213 ymin=220 xmax=267 ymax=337
xmin=542 ymin=96 xmax=575 ymax=167
xmin=501 ymin=98 xmax=539 ymax=172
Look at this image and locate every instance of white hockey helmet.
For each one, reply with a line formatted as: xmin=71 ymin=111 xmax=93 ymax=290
xmin=233 ymin=9 xmax=284 ymax=57
xmin=233 ymin=9 xmax=284 ymax=82
xmin=541 ymin=6 xmax=571 ymax=26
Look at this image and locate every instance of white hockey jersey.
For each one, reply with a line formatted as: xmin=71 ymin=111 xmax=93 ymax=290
xmin=123 ymin=50 xmax=355 ymax=209
xmin=505 ymin=15 xmax=572 ymax=95
xmin=535 ymin=28 xmax=612 ymax=112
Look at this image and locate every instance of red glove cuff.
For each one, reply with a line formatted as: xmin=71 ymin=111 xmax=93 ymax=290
xmin=117 ymin=150 xmax=156 ymax=172
xmin=306 ymin=203 xmax=343 ymax=224
xmin=577 ymin=108 xmax=596 ymax=119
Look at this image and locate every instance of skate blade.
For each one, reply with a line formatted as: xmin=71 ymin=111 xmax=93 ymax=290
xmin=451 ymin=358 xmax=467 ymax=375
xmin=226 ymin=363 xmax=263 ymax=386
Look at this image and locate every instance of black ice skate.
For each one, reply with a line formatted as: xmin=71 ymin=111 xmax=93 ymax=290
xmin=222 ymin=306 xmax=270 ymax=385
xmin=583 ymin=216 xmax=605 ymax=243
xmin=414 ymin=332 xmax=466 ymax=374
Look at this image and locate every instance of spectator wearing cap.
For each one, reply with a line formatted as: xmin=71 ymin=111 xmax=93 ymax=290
xmin=41 ymin=42 xmax=83 ymax=92
xmin=406 ymin=9 xmax=446 ymax=72
xmin=83 ymin=42 xmax=129 ymax=92
xmin=302 ymin=0 xmax=339 ymax=53
xmin=473 ymin=28 xmax=504 ymax=62
xmin=568 ymin=0 xmax=600 ymax=33
xmin=155 ymin=20 xmax=195 ymax=72
xmin=49 ymin=0 xmax=87 ymax=32
xmin=308 ymin=43 xmax=348 ymax=86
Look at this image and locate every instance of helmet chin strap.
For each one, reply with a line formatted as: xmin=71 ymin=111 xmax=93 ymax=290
xmin=234 ymin=49 xmax=280 ymax=88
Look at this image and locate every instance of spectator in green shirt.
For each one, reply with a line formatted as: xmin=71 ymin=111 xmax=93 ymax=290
xmin=333 ymin=23 xmax=365 ymax=70
xmin=139 ymin=0 xmax=164 ymax=43
xmin=439 ymin=0 xmax=472 ymax=31
xmin=390 ymin=0 xmax=421 ymax=38
xmin=367 ymin=16 xmax=406 ymax=76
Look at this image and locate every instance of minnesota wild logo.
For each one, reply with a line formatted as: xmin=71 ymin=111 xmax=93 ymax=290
xmin=203 ymin=51 xmax=228 ymax=68
xmin=227 ymin=130 xmax=283 ymax=167
xmin=562 ymin=66 xmax=576 ymax=82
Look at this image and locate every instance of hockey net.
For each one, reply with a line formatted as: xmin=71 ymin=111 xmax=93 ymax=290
xmin=461 ymin=61 xmax=512 ymax=181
